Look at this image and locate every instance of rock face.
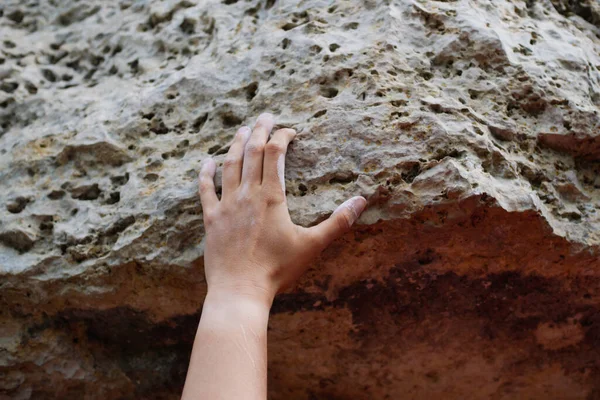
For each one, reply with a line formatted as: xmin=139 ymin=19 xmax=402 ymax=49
xmin=1 ymin=0 xmax=600 ymax=398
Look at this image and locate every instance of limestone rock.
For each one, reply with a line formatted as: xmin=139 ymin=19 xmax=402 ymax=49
xmin=1 ymin=0 xmax=600 ymax=398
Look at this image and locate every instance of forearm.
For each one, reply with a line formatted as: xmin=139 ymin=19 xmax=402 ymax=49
xmin=181 ymin=289 xmax=272 ymax=400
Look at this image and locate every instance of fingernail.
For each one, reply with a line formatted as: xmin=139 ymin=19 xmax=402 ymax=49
xmin=257 ymin=112 xmax=274 ymax=126
xmin=238 ymin=126 xmax=251 ymax=136
xmin=201 ymin=157 xmax=216 ymax=175
xmin=333 ymin=196 xmax=367 ymax=224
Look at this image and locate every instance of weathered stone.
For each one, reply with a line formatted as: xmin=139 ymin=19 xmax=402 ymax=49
xmin=1 ymin=0 xmax=600 ymax=398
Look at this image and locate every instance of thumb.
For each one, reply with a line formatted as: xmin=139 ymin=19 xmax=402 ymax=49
xmin=308 ymin=196 xmax=367 ymax=249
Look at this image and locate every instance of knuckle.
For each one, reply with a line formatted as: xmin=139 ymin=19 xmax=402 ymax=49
xmin=245 ymin=143 xmax=265 ymax=156
xmin=265 ymin=142 xmax=285 ymax=155
xmin=223 ymin=156 xmax=241 ymax=169
xmin=263 ymin=187 xmax=285 ymax=205
xmin=236 ymin=189 xmax=253 ymax=203
xmin=337 ymin=211 xmax=352 ymax=231
xmin=203 ymin=210 xmax=217 ymax=225
xmin=198 ymin=180 xmax=212 ymax=193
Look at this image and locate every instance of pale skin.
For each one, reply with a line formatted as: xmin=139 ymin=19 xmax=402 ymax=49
xmin=181 ymin=113 xmax=367 ymax=400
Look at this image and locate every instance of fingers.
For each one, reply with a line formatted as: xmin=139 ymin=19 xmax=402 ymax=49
xmin=262 ymin=128 xmax=296 ymax=194
xmin=241 ymin=113 xmax=274 ymax=185
xmin=307 ymin=196 xmax=367 ymax=249
xmin=198 ymin=157 xmax=218 ymax=215
xmin=222 ymin=126 xmax=251 ymax=196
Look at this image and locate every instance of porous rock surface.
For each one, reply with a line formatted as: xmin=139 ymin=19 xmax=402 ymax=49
xmin=1 ymin=0 xmax=600 ymax=398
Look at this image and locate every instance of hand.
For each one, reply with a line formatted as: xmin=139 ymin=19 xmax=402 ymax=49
xmin=198 ymin=113 xmax=367 ymax=307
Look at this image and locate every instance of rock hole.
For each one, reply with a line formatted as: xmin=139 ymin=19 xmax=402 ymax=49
xmin=329 ymin=43 xmax=340 ymax=52
xmin=390 ymin=100 xmax=407 ymax=107
xmin=48 ymin=190 xmax=65 ymax=200
xmin=401 ymin=163 xmax=422 ymax=183
xmin=298 ymin=183 xmax=308 ymax=196
xmin=180 ymin=17 xmax=196 ymax=34
xmin=193 ymin=113 xmax=208 ymax=132
xmin=0 ymin=230 xmax=34 ymax=253
xmin=222 ymin=0 xmax=238 ymax=4
xmin=343 ymin=22 xmax=359 ymax=30
xmin=150 ymin=119 xmax=169 ymax=134
xmin=6 ymin=197 xmax=30 ymax=214
xmin=106 ymin=192 xmax=120 ymax=205
xmin=419 ymin=70 xmax=433 ymax=80
xmin=106 ymin=215 xmax=135 ymax=237
xmin=66 ymin=60 xmax=80 ymax=71
xmin=208 ymin=144 xmax=222 ymax=154
xmin=0 ymin=82 xmax=19 ymax=93
xmin=42 ymin=69 xmax=57 ymax=82
xmin=312 ymin=109 xmax=327 ymax=118
xmin=221 ymin=112 xmax=242 ymax=128
xmin=320 ymin=87 xmax=338 ymax=98
xmin=110 ymin=173 xmax=129 ymax=186
xmin=309 ymin=44 xmax=322 ymax=54
xmin=90 ymin=55 xmax=104 ymax=66
xmin=144 ymin=173 xmax=159 ymax=182
xmin=245 ymin=82 xmax=258 ymax=101
xmin=71 ymin=184 xmax=101 ymax=200
xmin=128 ymin=59 xmax=139 ymax=74
xmin=25 ymin=81 xmax=37 ymax=94
xmin=39 ymin=217 xmax=54 ymax=232
xmin=265 ymin=0 xmax=276 ymax=9
xmin=281 ymin=38 xmax=291 ymax=49
xmin=7 ymin=9 xmax=25 ymax=23
xmin=328 ymin=173 xmax=356 ymax=185
xmin=417 ymin=249 xmax=436 ymax=265
xmin=282 ymin=22 xmax=298 ymax=31
xmin=0 ymin=98 xmax=15 ymax=108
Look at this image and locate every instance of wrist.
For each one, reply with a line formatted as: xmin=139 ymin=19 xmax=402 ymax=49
xmin=205 ymin=282 xmax=274 ymax=311
xmin=201 ymin=288 xmax=272 ymax=330
xmin=206 ymin=278 xmax=276 ymax=309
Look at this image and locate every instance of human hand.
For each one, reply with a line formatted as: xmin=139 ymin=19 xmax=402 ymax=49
xmin=198 ymin=113 xmax=367 ymax=307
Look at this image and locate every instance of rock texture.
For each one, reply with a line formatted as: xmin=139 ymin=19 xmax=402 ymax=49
xmin=1 ymin=0 xmax=600 ymax=398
